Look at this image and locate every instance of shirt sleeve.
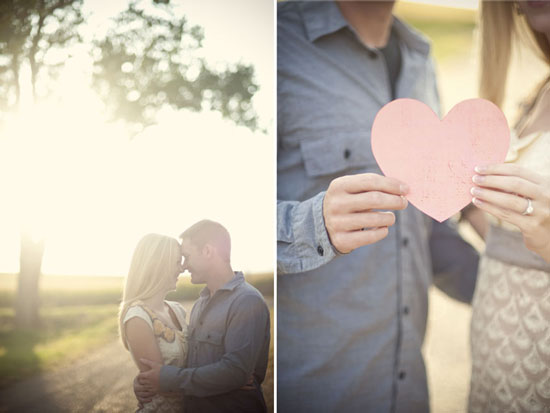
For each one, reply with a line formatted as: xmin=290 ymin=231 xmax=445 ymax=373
xmin=277 ymin=192 xmax=340 ymax=274
xmin=429 ymin=219 xmax=479 ymax=303
xmin=159 ymin=294 xmax=270 ymax=397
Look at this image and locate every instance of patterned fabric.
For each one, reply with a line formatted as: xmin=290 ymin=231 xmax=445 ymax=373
xmin=469 ymin=256 xmax=550 ymax=412
xmin=124 ymin=301 xmax=188 ymax=413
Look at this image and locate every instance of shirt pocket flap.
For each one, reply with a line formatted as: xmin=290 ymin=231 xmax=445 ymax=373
xmin=196 ymin=330 xmax=224 ymax=345
xmin=300 ymin=132 xmax=376 ymax=177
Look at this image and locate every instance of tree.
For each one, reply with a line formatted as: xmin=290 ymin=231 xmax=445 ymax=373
xmin=0 ymin=0 xmax=84 ymax=328
xmin=1 ymin=0 xmax=259 ymax=328
xmin=92 ymin=0 xmax=259 ymax=133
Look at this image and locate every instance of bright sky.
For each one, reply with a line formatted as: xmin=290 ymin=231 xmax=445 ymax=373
xmin=0 ymin=0 xmax=274 ymax=276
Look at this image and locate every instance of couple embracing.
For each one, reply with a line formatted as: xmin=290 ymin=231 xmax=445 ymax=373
xmin=119 ymin=220 xmax=270 ymax=413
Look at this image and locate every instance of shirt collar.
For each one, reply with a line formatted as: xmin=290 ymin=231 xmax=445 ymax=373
xmin=300 ymin=1 xmax=348 ymax=43
xmin=199 ymin=271 xmax=244 ymax=298
xmin=299 ymin=1 xmax=430 ymax=56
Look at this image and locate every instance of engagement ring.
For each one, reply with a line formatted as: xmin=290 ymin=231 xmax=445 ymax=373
xmin=522 ymin=198 xmax=534 ymax=216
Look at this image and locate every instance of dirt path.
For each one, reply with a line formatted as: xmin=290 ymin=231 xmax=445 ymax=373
xmin=0 ymin=339 xmax=138 ymax=413
xmin=0 ymin=299 xmax=274 ymax=413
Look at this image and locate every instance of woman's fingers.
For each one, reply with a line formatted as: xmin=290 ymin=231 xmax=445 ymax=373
xmin=476 ymin=163 xmax=544 ymax=184
xmin=472 ymin=174 xmax=541 ymax=200
xmin=472 ymin=197 xmax=528 ymax=230
xmin=471 ymin=187 xmax=532 ymax=215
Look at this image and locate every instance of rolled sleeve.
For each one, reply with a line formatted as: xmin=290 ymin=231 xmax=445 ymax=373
xmin=159 ymin=294 xmax=270 ymax=397
xmin=277 ymin=192 xmax=338 ymax=274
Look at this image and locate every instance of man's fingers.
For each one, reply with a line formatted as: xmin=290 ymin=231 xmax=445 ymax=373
xmin=335 ymin=173 xmax=408 ymax=195
xmin=331 ymin=211 xmax=396 ymax=231
xmin=331 ymin=227 xmax=389 ymax=254
xmin=351 ymin=192 xmax=408 ymax=212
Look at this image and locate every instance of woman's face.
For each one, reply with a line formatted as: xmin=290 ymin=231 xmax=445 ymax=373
xmin=518 ymin=0 xmax=550 ymax=37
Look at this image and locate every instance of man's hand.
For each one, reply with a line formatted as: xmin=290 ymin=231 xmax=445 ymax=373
xmin=133 ymin=375 xmax=156 ymax=405
xmin=323 ymin=173 xmax=409 ymax=253
xmin=137 ymin=358 xmax=163 ymax=393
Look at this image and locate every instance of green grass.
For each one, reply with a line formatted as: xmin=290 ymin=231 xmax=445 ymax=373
xmin=395 ymin=1 xmax=477 ymax=62
xmin=0 ymin=304 xmax=119 ymax=388
xmin=0 ymin=272 xmax=274 ymax=391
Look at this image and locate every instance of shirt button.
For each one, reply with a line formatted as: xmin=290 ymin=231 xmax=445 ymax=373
xmin=399 ymin=371 xmax=406 ymax=380
xmin=343 ymin=149 xmax=351 ymax=159
xmin=368 ymin=50 xmax=378 ymax=59
xmin=403 ymin=306 xmax=409 ymax=315
xmin=402 ymin=237 xmax=409 ymax=247
xmin=317 ymin=245 xmax=324 ymax=256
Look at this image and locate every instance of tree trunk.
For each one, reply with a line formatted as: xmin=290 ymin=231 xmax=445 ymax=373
xmin=15 ymin=233 xmax=44 ymax=328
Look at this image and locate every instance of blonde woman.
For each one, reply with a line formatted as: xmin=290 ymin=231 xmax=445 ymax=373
xmin=119 ymin=233 xmax=188 ymax=412
xmin=466 ymin=1 xmax=550 ymax=411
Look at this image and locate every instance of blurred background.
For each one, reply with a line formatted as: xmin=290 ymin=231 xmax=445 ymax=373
xmin=395 ymin=1 xmax=548 ymax=412
xmin=0 ymin=0 xmax=273 ymax=411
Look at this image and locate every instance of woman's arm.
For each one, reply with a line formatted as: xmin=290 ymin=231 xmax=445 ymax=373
xmin=125 ymin=317 xmax=164 ymax=405
xmin=125 ymin=317 xmax=164 ymax=372
xmin=471 ymin=163 xmax=550 ymax=262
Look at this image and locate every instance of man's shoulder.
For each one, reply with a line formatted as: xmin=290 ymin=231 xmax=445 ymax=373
xmin=235 ymin=280 xmax=265 ymax=299
xmin=231 ymin=281 xmax=268 ymax=310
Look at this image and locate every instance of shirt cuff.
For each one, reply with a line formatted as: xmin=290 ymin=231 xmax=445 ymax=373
xmin=278 ymin=191 xmax=338 ymax=273
xmin=159 ymin=365 xmax=187 ymax=393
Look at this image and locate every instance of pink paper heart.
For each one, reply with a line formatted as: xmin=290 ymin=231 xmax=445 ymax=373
xmin=371 ymin=98 xmax=510 ymax=222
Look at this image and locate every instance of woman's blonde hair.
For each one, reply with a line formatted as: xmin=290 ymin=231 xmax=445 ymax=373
xmin=118 ymin=233 xmax=181 ymax=350
xmin=479 ymin=1 xmax=550 ymax=110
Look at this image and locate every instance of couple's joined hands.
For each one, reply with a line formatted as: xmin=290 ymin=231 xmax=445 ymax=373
xmin=133 ymin=358 xmax=257 ymax=407
xmin=471 ymin=163 xmax=550 ymax=262
xmin=323 ymin=173 xmax=409 ymax=254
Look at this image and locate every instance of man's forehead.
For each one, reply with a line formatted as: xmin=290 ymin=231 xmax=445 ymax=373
xmin=180 ymin=238 xmax=193 ymax=252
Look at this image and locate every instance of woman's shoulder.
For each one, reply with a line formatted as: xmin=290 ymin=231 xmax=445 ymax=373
xmin=123 ymin=304 xmax=154 ymax=327
xmin=165 ymin=300 xmax=187 ymax=320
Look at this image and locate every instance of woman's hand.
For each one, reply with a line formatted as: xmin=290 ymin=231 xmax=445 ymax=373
xmin=471 ymin=163 xmax=550 ymax=262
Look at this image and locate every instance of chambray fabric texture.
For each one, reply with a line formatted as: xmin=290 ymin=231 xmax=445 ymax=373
xmin=277 ymin=2 xmax=479 ymax=412
xmin=159 ymin=272 xmax=270 ymax=413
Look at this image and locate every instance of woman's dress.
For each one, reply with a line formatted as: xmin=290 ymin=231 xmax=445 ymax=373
xmin=123 ymin=301 xmax=188 ymax=413
xmin=468 ymin=128 xmax=550 ymax=412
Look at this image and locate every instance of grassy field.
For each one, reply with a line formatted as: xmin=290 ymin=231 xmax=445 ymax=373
xmin=0 ymin=271 xmax=274 ymax=405
xmin=395 ymin=1 xmax=477 ymax=62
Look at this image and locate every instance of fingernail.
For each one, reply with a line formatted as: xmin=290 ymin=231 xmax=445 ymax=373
xmin=475 ymin=165 xmax=486 ymax=173
xmin=400 ymin=183 xmax=409 ymax=194
xmin=470 ymin=187 xmax=481 ymax=196
xmin=472 ymin=175 xmax=484 ymax=184
xmin=472 ymin=197 xmax=482 ymax=205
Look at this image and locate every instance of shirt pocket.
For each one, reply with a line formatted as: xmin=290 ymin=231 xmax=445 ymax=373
xmin=300 ymin=131 xmax=378 ymax=178
xmin=196 ymin=330 xmax=224 ymax=358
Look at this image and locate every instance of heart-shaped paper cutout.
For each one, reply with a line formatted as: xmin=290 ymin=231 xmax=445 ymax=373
xmin=371 ymin=98 xmax=510 ymax=222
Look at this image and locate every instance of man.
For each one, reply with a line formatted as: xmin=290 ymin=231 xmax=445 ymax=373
xmin=277 ymin=2 xmax=478 ymax=412
xmin=136 ymin=220 xmax=270 ymax=412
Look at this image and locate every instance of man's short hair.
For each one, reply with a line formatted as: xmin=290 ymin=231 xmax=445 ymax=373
xmin=180 ymin=220 xmax=231 ymax=260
